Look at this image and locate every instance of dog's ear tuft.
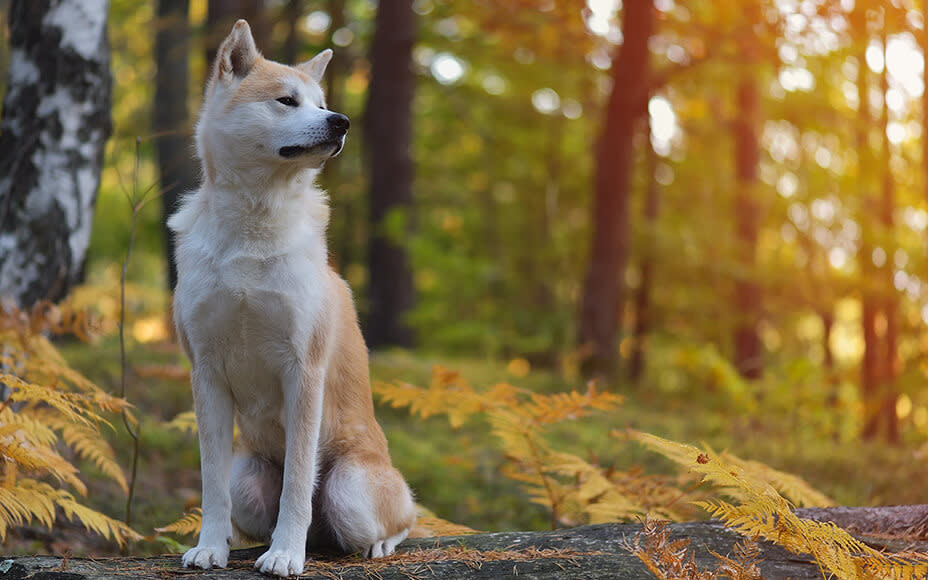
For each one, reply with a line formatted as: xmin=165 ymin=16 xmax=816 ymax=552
xmin=216 ymin=19 xmax=259 ymax=81
xmin=297 ymin=49 xmax=333 ymax=83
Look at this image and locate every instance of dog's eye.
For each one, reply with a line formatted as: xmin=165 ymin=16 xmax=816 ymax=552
xmin=276 ymin=96 xmax=299 ymax=107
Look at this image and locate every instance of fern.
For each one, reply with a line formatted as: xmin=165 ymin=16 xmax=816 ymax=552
xmin=155 ymin=508 xmax=202 ymax=537
xmin=0 ymin=301 xmax=139 ymax=546
xmin=634 ymin=432 xmax=928 ymax=579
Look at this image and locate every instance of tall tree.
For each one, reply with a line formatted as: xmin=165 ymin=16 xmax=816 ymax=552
xmin=732 ymin=5 xmax=764 ymax=380
xmin=364 ymin=0 xmax=416 ymax=348
xmin=853 ymin=5 xmax=881 ymax=441
xmin=578 ymin=1 xmax=654 ymax=375
xmin=877 ymin=22 xmax=899 ymax=443
xmin=0 ymin=0 xmax=112 ymax=306
xmin=629 ymin=116 xmax=660 ymax=383
xmin=154 ymin=0 xmax=197 ymax=292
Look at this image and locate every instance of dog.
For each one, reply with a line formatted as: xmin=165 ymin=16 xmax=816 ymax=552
xmin=168 ymin=20 xmax=416 ymax=577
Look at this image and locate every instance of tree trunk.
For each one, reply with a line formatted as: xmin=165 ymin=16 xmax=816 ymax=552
xmin=629 ymin=117 xmax=660 ymax=384
xmin=155 ymin=0 xmax=197 ymax=292
xmin=732 ymin=9 xmax=764 ymax=380
xmin=363 ymin=0 xmax=416 ymax=348
xmin=0 ymin=0 xmax=112 ymax=306
xmin=854 ymin=7 xmax=881 ymax=441
xmin=578 ymin=0 xmax=654 ymax=376
xmin=878 ymin=28 xmax=899 ymax=444
xmin=279 ymin=0 xmax=303 ymax=64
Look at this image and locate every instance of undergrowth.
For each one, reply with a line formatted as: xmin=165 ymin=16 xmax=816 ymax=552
xmin=0 ymin=301 xmax=140 ymax=546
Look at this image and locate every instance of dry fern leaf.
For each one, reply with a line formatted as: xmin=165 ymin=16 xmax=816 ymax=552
xmin=634 ymin=432 xmax=928 ymax=580
xmin=156 ymin=507 xmax=202 ymax=536
xmin=164 ymin=410 xmax=198 ymax=434
xmin=409 ymin=505 xmax=480 ymax=537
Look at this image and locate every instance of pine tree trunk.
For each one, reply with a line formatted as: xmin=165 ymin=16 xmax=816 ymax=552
xmin=630 ymin=117 xmax=660 ymax=384
xmin=578 ymin=0 xmax=653 ymax=376
xmin=0 ymin=0 xmax=112 ymax=307
xmin=879 ymin=29 xmax=899 ymax=444
xmin=154 ymin=0 xmax=197 ymax=292
xmin=731 ymin=8 xmax=764 ymax=380
xmin=854 ymin=8 xmax=880 ymax=441
xmin=363 ymin=0 xmax=416 ymax=348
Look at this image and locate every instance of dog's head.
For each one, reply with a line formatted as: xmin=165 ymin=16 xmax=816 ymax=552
xmin=197 ymin=20 xmax=348 ymax=181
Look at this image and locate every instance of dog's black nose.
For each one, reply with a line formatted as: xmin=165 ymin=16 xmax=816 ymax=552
xmin=328 ymin=113 xmax=350 ymax=133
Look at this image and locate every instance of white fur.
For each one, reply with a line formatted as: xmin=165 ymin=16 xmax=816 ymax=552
xmin=172 ymin=22 xmax=411 ymax=578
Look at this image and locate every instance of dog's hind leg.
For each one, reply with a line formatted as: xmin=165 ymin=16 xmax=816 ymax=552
xmin=319 ymin=457 xmax=415 ymax=558
xmin=230 ymin=452 xmax=283 ymax=542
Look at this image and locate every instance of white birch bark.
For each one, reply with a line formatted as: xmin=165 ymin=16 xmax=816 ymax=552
xmin=0 ymin=0 xmax=111 ymax=306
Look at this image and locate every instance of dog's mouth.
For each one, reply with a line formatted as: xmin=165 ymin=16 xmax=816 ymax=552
xmin=279 ymin=139 xmax=344 ymax=159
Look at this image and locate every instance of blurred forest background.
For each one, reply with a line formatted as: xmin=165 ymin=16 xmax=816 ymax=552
xmin=4 ymin=0 xmax=928 ymax=561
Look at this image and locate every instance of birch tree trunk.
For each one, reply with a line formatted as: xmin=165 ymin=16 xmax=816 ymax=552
xmin=0 ymin=0 xmax=112 ymax=307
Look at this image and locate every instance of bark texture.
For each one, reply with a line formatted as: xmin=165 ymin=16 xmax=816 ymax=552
xmin=0 ymin=0 xmax=112 ymax=306
xmin=0 ymin=522 xmax=824 ymax=579
xmin=363 ymin=0 xmax=416 ymax=348
xmin=732 ymin=7 xmax=764 ymax=380
xmin=154 ymin=0 xmax=197 ymax=292
xmin=578 ymin=0 xmax=654 ymax=375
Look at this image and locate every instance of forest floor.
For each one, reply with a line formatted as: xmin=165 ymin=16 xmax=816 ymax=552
xmin=6 ymin=324 xmax=928 ymax=559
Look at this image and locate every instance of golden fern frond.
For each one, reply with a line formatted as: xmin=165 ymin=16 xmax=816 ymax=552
xmin=409 ymin=505 xmax=480 ymax=537
xmin=0 ymin=438 xmax=86 ymax=494
xmin=636 ymin=432 xmax=928 ymax=579
xmin=57 ymin=421 xmax=128 ymax=493
xmin=155 ymin=508 xmax=202 ymax=536
xmin=164 ymin=410 xmax=198 ymax=434
xmin=0 ymin=407 xmax=58 ymax=446
xmin=722 ymin=453 xmax=834 ymax=508
xmin=53 ymin=487 xmax=142 ymax=546
xmin=522 ymin=385 xmax=623 ymax=425
xmin=543 ymin=451 xmax=644 ymax=523
xmin=0 ymin=478 xmax=58 ymax=540
xmin=2 ymin=374 xmax=103 ymax=428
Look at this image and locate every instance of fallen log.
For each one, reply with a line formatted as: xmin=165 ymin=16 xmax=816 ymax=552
xmin=0 ymin=522 xmax=822 ymax=579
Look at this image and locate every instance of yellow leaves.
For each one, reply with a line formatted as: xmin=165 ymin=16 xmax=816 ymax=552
xmin=155 ymin=508 xmax=202 ymax=537
xmin=410 ymin=505 xmax=480 ymax=538
xmin=633 ymin=432 xmax=927 ymax=580
xmin=631 ymin=431 xmax=833 ymax=508
xmin=164 ymin=410 xmax=198 ymax=434
xmin=0 ymin=301 xmax=137 ymax=545
xmin=375 ymin=366 xmax=629 ymax=527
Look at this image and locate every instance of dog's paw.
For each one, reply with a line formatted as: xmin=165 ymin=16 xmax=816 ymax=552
xmin=182 ymin=545 xmax=229 ymax=569
xmin=255 ymin=548 xmax=306 ymax=577
xmin=365 ymin=529 xmax=410 ymax=558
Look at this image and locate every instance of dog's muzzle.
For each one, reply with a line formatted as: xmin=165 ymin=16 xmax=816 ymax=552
xmin=279 ymin=113 xmax=350 ymax=159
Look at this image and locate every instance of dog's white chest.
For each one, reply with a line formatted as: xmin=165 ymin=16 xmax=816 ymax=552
xmin=178 ymin=245 xmax=324 ymax=409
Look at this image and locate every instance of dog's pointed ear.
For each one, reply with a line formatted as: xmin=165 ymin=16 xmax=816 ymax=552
xmin=215 ymin=20 xmax=259 ymax=82
xmin=297 ymin=49 xmax=333 ymax=83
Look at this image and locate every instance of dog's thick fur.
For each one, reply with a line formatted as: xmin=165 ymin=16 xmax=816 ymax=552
xmin=169 ymin=20 xmax=415 ymax=578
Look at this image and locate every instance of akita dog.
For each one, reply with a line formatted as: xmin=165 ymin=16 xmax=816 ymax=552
xmin=169 ymin=20 xmax=415 ymax=577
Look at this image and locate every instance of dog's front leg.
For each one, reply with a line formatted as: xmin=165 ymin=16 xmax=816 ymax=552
xmin=183 ymin=366 xmax=235 ymax=569
xmin=255 ymin=367 xmax=324 ymax=577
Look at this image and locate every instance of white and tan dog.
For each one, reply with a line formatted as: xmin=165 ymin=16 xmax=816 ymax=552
xmin=169 ymin=20 xmax=416 ymax=578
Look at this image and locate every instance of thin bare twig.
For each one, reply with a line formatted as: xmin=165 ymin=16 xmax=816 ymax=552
xmin=119 ymin=137 xmax=143 ymax=542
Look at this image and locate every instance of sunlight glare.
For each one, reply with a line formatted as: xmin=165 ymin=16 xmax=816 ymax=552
xmin=431 ymin=53 xmax=465 ymax=85
xmin=865 ymin=42 xmax=884 ymax=74
xmin=886 ymin=34 xmax=924 ymax=97
xmin=648 ymin=96 xmax=678 ymax=156
xmin=585 ymin=0 xmax=618 ymax=37
xmin=532 ymin=88 xmax=560 ymax=114
xmin=304 ymin=11 xmax=330 ymax=34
